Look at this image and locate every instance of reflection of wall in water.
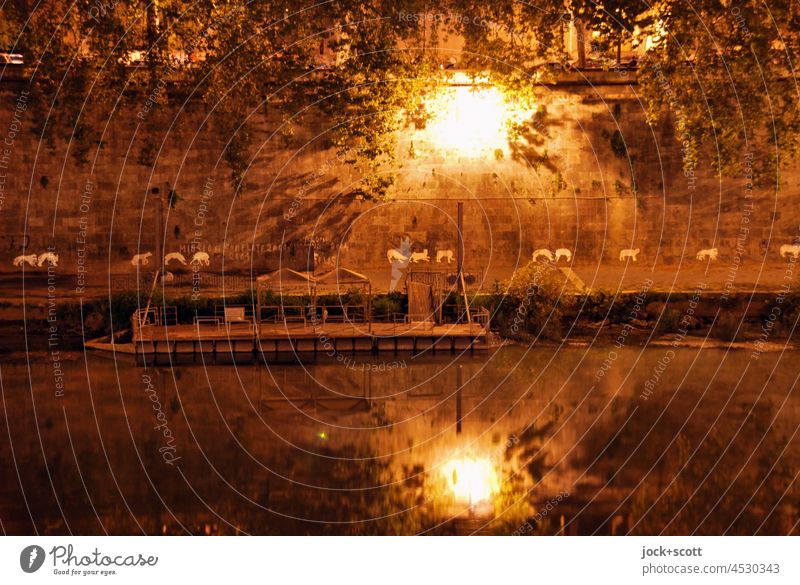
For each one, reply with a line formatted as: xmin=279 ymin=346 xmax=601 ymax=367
xmin=2 ymin=347 xmax=799 ymax=533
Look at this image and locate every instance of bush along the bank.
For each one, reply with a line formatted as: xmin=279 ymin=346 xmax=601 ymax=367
xmin=488 ymin=262 xmax=571 ymax=341
xmin=56 ymin=290 xmax=161 ymax=336
xmin=56 ymin=290 xmax=270 ymax=337
xmin=371 ymin=292 xmax=406 ymax=318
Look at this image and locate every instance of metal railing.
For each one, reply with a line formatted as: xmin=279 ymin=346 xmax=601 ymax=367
xmin=133 ymin=305 xmax=177 ymax=329
xmin=213 ymin=304 xmax=255 ymax=323
xmin=469 ymin=307 xmax=491 ymax=326
xmin=132 ymin=305 xmax=177 ymax=341
xmin=370 ymin=312 xmax=408 ymax=323
xmin=309 ymin=305 xmax=366 ymax=324
xmin=257 ymin=305 xmax=306 ymax=324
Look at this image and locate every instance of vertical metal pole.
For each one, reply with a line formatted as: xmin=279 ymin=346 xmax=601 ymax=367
xmin=155 ymin=189 xmax=163 ymax=271
xmin=256 ymin=282 xmax=261 ymax=327
xmin=368 ymin=283 xmax=372 ymax=332
xmin=457 ymin=202 xmax=471 ymax=324
xmin=456 ymin=364 xmax=462 ymax=435
xmin=457 ymin=202 xmax=464 ymax=282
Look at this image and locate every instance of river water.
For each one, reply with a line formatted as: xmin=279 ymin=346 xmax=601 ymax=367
xmin=1 ymin=345 xmax=798 ymax=535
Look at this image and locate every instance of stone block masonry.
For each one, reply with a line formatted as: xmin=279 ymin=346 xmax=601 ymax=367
xmin=0 ymin=79 xmax=798 ymax=293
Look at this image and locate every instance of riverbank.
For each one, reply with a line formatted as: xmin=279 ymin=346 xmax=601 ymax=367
xmin=1 ymin=283 xmax=798 ymax=355
xmin=2 ymin=317 xmax=798 ymax=358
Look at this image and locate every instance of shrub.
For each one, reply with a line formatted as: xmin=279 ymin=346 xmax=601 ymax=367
xmin=778 ymin=289 xmax=800 ymax=338
xmin=710 ymin=312 xmax=742 ymax=341
xmin=579 ymin=290 xmax=615 ymax=322
xmin=489 ymin=261 xmax=571 ymax=340
xmin=318 ymin=287 xmax=364 ymax=307
xmin=656 ymin=308 xmax=683 ymax=334
xmin=372 ymin=295 xmax=402 ymax=317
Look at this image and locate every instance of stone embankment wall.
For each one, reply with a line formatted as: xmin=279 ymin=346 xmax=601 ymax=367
xmin=0 ymin=75 xmax=796 ymax=293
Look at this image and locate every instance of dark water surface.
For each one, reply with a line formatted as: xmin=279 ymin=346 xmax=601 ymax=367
xmin=1 ymin=345 xmax=798 ymax=535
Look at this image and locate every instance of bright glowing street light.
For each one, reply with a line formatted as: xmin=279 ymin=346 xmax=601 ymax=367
xmin=424 ymin=85 xmax=524 ymax=157
xmin=443 ymin=456 xmax=499 ymax=505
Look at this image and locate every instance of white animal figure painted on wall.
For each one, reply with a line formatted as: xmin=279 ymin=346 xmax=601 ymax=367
xmin=13 ymin=254 xmax=38 ymax=267
xmin=37 ymin=252 xmax=59 ymax=267
xmin=696 ymin=248 xmax=718 ymax=261
xmin=779 ymin=244 xmax=800 ymax=259
xmin=130 ymin=252 xmax=153 ymax=266
xmin=387 ymin=249 xmax=409 ymax=263
xmin=191 ymin=251 xmax=210 ymax=266
xmin=164 ymin=252 xmax=187 ymax=265
xmin=619 ymin=248 xmax=640 ymax=261
xmin=554 ymin=248 xmax=572 ymax=262
xmin=436 ymin=249 xmax=454 ymax=264
xmin=410 ymin=249 xmax=430 ymax=263
xmin=532 ymin=249 xmax=554 ymax=263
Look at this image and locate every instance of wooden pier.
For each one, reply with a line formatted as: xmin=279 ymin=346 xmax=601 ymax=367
xmin=133 ymin=320 xmax=489 ymax=357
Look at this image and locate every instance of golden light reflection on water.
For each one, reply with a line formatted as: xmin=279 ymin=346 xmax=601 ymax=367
xmin=2 ymin=347 xmax=799 ymax=534
xmin=442 ymin=456 xmax=500 ymax=505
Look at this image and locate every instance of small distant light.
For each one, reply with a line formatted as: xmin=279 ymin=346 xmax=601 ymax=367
xmin=317 ymin=432 xmax=328 ymax=440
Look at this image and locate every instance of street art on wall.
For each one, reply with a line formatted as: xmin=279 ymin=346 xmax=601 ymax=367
xmin=554 ymin=248 xmax=572 ymax=262
xmin=696 ymin=248 xmax=719 ymax=261
xmin=191 ymin=251 xmax=211 ymax=266
xmin=387 ymin=237 xmax=413 ymax=292
xmin=130 ymin=252 xmax=153 ymax=266
xmin=164 ymin=252 xmax=188 ymax=265
xmin=436 ymin=250 xmax=454 ymax=264
xmin=619 ymin=248 xmax=640 ymax=261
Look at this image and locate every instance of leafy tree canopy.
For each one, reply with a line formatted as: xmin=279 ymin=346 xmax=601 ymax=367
xmin=1 ymin=0 xmax=798 ymax=197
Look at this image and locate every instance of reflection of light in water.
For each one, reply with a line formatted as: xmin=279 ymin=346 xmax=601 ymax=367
xmin=444 ymin=457 xmax=499 ymax=504
xmin=424 ymin=86 xmax=525 ymax=157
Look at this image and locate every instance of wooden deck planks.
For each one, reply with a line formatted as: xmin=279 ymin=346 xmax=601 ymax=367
xmin=133 ymin=321 xmax=488 ymax=354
